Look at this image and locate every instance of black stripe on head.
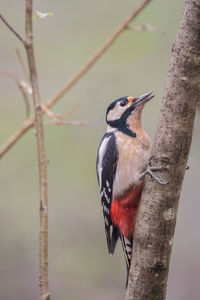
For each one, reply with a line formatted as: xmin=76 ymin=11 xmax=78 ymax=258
xmin=107 ymin=107 xmax=131 ymax=128
xmin=106 ymin=96 xmax=128 ymax=117
xmin=107 ymin=105 xmax=136 ymax=138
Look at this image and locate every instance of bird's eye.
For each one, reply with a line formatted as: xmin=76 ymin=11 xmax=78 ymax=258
xmin=120 ymin=100 xmax=128 ymax=107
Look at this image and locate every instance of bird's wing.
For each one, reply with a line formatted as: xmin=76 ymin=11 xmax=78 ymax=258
xmin=96 ymin=132 xmax=119 ymax=253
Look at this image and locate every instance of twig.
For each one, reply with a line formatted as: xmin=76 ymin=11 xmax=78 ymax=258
xmin=0 ymin=13 xmax=25 ymax=44
xmin=41 ymin=104 xmax=61 ymax=124
xmin=42 ymin=103 xmax=81 ymax=124
xmin=57 ymin=103 xmax=80 ymax=119
xmin=46 ymin=0 xmax=152 ymax=108
xmin=44 ymin=120 xmax=92 ymax=126
xmin=0 ymin=118 xmax=34 ymax=156
xmin=42 ymin=103 xmax=79 ymax=123
xmin=16 ymin=48 xmax=29 ymax=80
xmin=127 ymin=23 xmax=166 ymax=34
xmin=0 ymin=0 xmax=152 ymax=159
xmin=0 ymin=69 xmax=19 ymax=82
xmin=25 ymin=1 xmax=50 ymax=299
xmin=0 ymin=69 xmax=31 ymax=118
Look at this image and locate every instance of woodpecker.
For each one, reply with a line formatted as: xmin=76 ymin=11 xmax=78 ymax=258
xmin=96 ymin=92 xmax=154 ymax=286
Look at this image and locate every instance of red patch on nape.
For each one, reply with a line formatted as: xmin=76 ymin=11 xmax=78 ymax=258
xmin=111 ymin=183 xmax=143 ymax=238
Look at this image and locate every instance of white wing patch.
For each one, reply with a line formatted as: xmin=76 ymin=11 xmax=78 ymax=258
xmin=97 ymin=135 xmax=112 ymax=189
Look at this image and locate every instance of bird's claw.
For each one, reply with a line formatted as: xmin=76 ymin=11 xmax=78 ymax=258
xmin=147 ymin=168 xmax=168 ymax=185
xmin=139 ymin=166 xmax=169 ymax=185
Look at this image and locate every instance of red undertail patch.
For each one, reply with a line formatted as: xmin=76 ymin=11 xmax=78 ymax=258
xmin=111 ymin=183 xmax=143 ymax=238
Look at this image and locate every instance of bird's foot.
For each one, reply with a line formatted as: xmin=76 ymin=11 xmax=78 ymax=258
xmin=139 ymin=166 xmax=169 ymax=185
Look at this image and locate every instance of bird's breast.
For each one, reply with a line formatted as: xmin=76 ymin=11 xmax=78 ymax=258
xmin=113 ymin=129 xmax=151 ymax=198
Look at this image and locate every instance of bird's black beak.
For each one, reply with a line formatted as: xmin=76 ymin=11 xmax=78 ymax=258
xmin=131 ymin=92 xmax=154 ymax=108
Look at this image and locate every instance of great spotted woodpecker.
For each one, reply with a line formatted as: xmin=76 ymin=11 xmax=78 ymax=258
xmin=96 ymin=92 xmax=154 ymax=286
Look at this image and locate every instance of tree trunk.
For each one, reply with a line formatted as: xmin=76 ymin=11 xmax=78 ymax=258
xmin=125 ymin=0 xmax=200 ymax=299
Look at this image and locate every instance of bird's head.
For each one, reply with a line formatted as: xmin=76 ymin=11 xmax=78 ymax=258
xmin=106 ymin=92 xmax=154 ymax=130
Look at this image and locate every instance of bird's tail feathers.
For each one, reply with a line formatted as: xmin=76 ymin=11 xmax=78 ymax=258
xmin=106 ymin=225 xmax=120 ymax=254
xmin=120 ymin=234 xmax=133 ymax=288
xmin=109 ymin=225 xmax=120 ymax=254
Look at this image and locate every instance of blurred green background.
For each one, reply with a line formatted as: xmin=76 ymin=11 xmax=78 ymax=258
xmin=1 ymin=0 xmax=200 ymax=299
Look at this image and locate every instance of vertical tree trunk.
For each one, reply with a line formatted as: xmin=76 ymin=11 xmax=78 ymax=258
xmin=125 ymin=0 xmax=200 ymax=299
xmin=25 ymin=1 xmax=50 ymax=299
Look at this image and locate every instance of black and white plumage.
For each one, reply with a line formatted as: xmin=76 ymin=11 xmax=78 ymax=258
xmin=96 ymin=131 xmax=119 ymax=253
xmin=96 ymin=93 xmax=154 ymax=286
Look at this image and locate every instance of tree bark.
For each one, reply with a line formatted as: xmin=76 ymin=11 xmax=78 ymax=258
xmin=125 ymin=0 xmax=200 ymax=299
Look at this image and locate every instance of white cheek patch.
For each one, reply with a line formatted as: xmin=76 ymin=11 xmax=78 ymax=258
xmin=107 ymin=102 xmax=130 ymax=122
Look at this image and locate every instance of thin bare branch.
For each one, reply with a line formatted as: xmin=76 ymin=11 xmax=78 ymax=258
xmin=41 ymin=104 xmax=61 ymax=124
xmin=18 ymin=85 xmax=31 ymax=118
xmin=0 ymin=69 xmax=31 ymax=118
xmin=16 ymin=48 xmax=29 ymax=80
xmin=127 ymin=23 xmax=166 ymax=34
xmin=0 ymin=118 xmax=34 ymax=157
xmin=0 ymin=0 xmax=152 ymax=159
xmin=25 ymin=0 xmax=50 ymax=299
xmin=0 ymin=69 xmax=19 ymax=82
xmin=46 ymin=0 xmax=153 ymax=109
xmin=42 ymin=103 xmax=80 ymax=124
xmin=0 ymin=13 xmax=25 ymax=44
xmin=19 ymin=80 xmax=32 ymax=95
xmin=44 ymin=120 xmax=92 ymax=126
xmin=57 ymin=103 xmax=80 ymax=119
